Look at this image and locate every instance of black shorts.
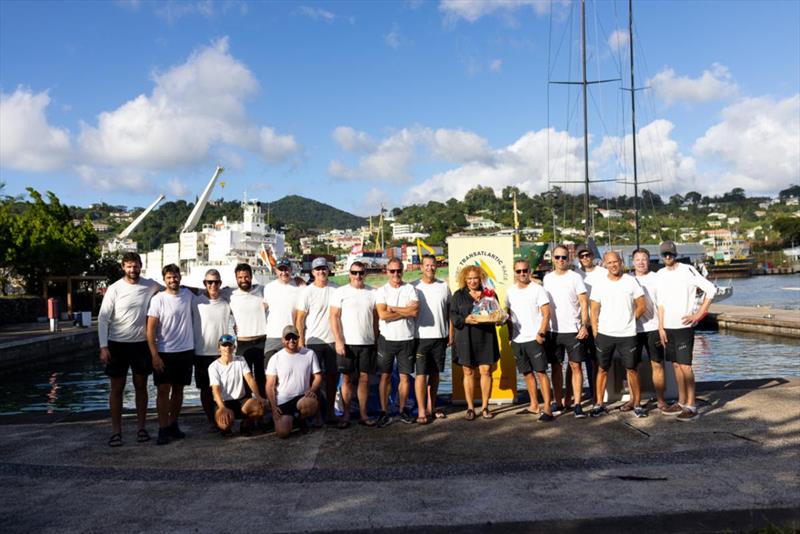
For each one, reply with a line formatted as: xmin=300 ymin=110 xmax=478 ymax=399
xmin=595 ymin=334 xmax=639 ymax=370
xmin=585 ymin=326 xmax=597 ymax=360
xmin=193 ymin=355 xmax=217 ymax=389
xmin=104 ymin=340 xmax=152 ymax=378
xmin=511 ymin=340 xmax=548 ymax=374
xmin=415 ymin=338 xmax=447 ymax=375
xmin=545 ymin=332 xmax=585 ymax=364
xmin=665 ymin=328 xmax=695 ymax=365
xmin=278 ymin=394 xmax=305 ymax=419
xmin=222 ymin=397 xmax=248 ymax=419
xmin=377 ymin=336 xmax=415 ymax=375
xmin=636 ymin=331 xmax=664 ymax=363
xmin=153 ymin=350 xmax=194 ymax=386
xmin=338 ymin=344 xmax=377 ymax=375
xmin=263 ymin=338 xmax=283 ymax=368
xmin=308 ymin=343 xmax=338 ymax=376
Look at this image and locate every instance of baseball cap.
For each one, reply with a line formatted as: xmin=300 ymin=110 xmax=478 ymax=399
xmin=575 ymin=244 xmax=591 ymax=256
xmin=276 ymin=258 xmax=291 ymax=270
xmin=660 ymin=240 xmax=678 ymax=256
xmin=218 ymin=334 xmax=236 ymax=346
xmin=311 ymin=257 xmax=329 ymax=270
xmin=282 ymin=325 xmax=299 ymax=338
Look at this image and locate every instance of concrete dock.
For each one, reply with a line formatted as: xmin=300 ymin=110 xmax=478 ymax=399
xmin=705 ymin=304 xmax=800 ymax=339
xmin=0 ymin=321 xmax=98 ymax=372
xmin=1 ymin=378 xmax=798 ymax=533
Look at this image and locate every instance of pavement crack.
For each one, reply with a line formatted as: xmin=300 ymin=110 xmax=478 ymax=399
xmin=713 ymin=430 xmax=762 ymax=444
xmin=610 ymin=475 xmax=668 ymax=482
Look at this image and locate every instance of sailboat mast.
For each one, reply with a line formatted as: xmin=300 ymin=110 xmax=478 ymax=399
xmin=629 ymin=0 xmax=641 ymax=249
xmin=581 ymin=0 xmax=591 ymax=243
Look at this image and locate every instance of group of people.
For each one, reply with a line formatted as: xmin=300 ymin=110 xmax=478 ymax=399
xmin=97 ymin=239 xmax=714 ymax=448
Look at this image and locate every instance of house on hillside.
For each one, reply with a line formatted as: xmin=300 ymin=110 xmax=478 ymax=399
xmin=465 ymin=215 xmax=499 ymax=231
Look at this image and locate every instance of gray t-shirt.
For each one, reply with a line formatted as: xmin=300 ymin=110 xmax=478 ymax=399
xmin=98 ymin=277 xmax=160 ymax=346
xmin=266 ymin=347 xmax=321 ymax=405
xmin=193 ymin=293 xmax=232 ymax=356
xmin=147 ymin=288 xmax=195 ymax=353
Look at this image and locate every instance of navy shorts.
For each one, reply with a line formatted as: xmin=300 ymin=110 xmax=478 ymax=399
xmin=104 ymin=340 xmax=152 ymax=378
xmin=664 ymin=328 xmax=695 ymax=365
xmin=338 ymin=344 xmax=377 ymax=375
xmin=153 ymin=350 xmax=194 ymax=386
xmin=595 ymin=334 xmax=639 ymax=370
xmin=308 ymin=343 xmax=338 ymax=376
xmin=377 ymin=336 xmax=416 ymax=375
xmin=545 ymin=332 xmax=585 ymax=364
xmin=512 ymin=340 xmax=548 ymax=374
xmin=636 ymin=331 xmax=664 ymax=363
xmin=415 ymin=338 xmax=447 ymax=375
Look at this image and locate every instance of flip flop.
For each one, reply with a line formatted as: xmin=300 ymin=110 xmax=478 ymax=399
xmin=516 ymin=408 xmax=540 ymax=415
xmin=136 ymin=429 xmax=151 ymax=443
xmin=337 ymin=420 xmax=351 ymax=429
xmin=481 ymin=408 xmax=494 ymax=420
xmin=416 ymin=416 xmax=430 ymax=425
xmin=108 ymin=433 xmax=122 ymax=447
xmin=358 ymin=418 xmax=376 ymax=427
xmin=620 ymin=403 xmax=635 ymax=412
xmin=434 ymin=410 xmax=447 ymax=419
xmin=464 ymin=409 xmax=476 ymax=421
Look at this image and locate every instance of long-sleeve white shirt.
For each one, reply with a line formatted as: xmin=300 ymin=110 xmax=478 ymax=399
xmin=97 ymin=277 xmax=160 ymax=347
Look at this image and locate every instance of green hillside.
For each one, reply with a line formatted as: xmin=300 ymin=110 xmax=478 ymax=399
xmin=270 ymin=195 xmax=365 ymax=230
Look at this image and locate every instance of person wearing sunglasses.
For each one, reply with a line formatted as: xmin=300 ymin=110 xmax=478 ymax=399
xmin=330 ymin=261 xmax=379 ymax=428
xmin=655 ymin=240 xmax=717 ymax=422
xmin=505 ymin=259 xmax=555 ymax=422
xmin=574 ymin=244 xmax=605 ymax=405
xmin=295 ymin=257 xmax=340 ymax=424
xmin=262 ymin=258 xmax=302 ymax=369
xmin=543 ymin=245 xmax=590 ymax=419
xmin=375 ymin=257 xmax=419 ymax=426
xmin=209 ymin=334 xmax=266 ymax=437
xmin=192 ymin=269 xmax=233 ymax=433
xmin=266 ymin=325 xmax=322 ymax=438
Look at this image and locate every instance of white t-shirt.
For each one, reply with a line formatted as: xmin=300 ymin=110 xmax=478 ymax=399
xmin=97 ymin=277 xmax=160 ymax=346
xmin=330 ymin=284 xmax=376 ymax=345
xmin=193 ymin=293 xmax=232 ymax=356
xmin=263 ymin=280 xmax=299 ymax=339
xmin=505 ymin=282 xmax=551 ymax=343
xmin=229 ymin=285 xmax=267 ymax=337
xmin=208 ymin=356 xmax=251 ymax=401
xmin=266 ymin=347 xmax=321 ymax=405
xmin=147 ymin=288 xmax=195 ymax=353
xmin=581 ymin=266 xmax=608 ymax=298
xmin=543 ymin=270 xmax=587 ymax=333
xmin=590 ymin=274 xmax=644 ymax=337
xmin=635 ymin=272 xmax=660 ymax=333
xmin=296 ymin=282 xmax=339 ymax=345
xmin=656 ymin=263 xmax=717 ymax=329
xmin=375 ymin=282 xmax=418 ymax=341
xmin=411 ymin=278 xmax=451 ymax=339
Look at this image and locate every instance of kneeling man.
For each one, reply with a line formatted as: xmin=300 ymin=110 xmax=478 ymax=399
xmin=266 ymin=325 xmax=322 ymax=438
xmin=209 ymin=334 xmax=266 ymax=436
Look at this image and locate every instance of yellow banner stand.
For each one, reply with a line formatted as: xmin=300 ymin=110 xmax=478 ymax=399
xmin=447 ymin=235 xmax=516 ymax=404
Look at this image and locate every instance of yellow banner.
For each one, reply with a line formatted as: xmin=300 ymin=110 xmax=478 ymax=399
xmin=447 ymin=235 xmax=516 ymax=403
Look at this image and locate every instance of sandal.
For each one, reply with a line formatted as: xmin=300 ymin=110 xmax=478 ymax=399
xmin=337 ymin=420 xmax=351 ymax=429
xmin=516 ymin=408 xmax=540 ymax=415
xmin=358 ymin=418 xmax=377 ymax=427
xmin=620 ymin=403 xmax=635 ymax=412
xmin=108 ymin=433 xmax=122 ymax=447
xmin=464 ymin=409 xmax=476 ymax=421
xmin=416 ymin=416 xmax=430 ymax=425
xmin=434 ymin=410 xmax=447 ymax=419
xmin=481 ymin=408 xmax=494 ymax=420
xmin=136 ymin=429 xmax=151 ymax=443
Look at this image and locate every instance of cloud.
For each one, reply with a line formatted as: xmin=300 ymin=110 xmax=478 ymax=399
xmin=693 ymin=94 xmax=800 ymax=194
xmin=167 ymin=177 xmax=190 ymax=197
xmin=648 ymin=63 xmax=739 ymax=105
xmin=439 ymin=0 xmax=561 ymax=23
xmin=297 ymin=5 xmax=354 ymax=24
xmin=385 ymin=25 xmax=402 ymax=49
xmin=332 ymin=126 xmax=375 ymax=152
xmin=0 ymin=88 xmax=71 ymax=172
xmin=78 ymin=37 xmax=299 ymax=172
xmin=357 ymin=187 xmax=391 ymax=216
xmin=428 ymin=128 xmax=490 ymax=162
xmin=608 ymin=29 xmax=628 ymax=53
xmin=489 ymin=59 xmax=503 ymax=73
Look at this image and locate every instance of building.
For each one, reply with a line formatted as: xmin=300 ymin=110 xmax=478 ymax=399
xmin=465 ymin=215 xmax=499 ymax=231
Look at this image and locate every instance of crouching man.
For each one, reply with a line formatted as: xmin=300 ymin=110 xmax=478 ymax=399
xmin=266 ymin=325 xmax=322 ymax=438
xmin=209 ymin=334 xmax=267 ymax=437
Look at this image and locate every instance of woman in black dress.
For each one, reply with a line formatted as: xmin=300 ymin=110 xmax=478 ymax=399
xmin=450 ymin=265 xmax=501 ymax=420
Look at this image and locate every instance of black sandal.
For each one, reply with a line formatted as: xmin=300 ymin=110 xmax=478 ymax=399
xmin=482 ymin=408 xmax=494 ymax=420
xmin=108 ymin=433 xmax=122 ymax=447
xmin=136 ymin=429 xmax=151 ymax=443
xmin=464 ymin=409 xmax=476 ymax=421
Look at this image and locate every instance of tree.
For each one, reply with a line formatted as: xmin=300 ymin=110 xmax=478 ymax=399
xmin=685 ymin=191 xmax=702 ymax=205
xmin=0 ymin=188 xmax=99 ymax=295
xmin=779 ymin=184 xmax=800 ymax=200
xmin=773 ymin=217 xmax=800 ymax=244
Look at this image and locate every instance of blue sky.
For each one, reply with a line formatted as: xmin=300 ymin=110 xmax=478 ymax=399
xmin=1 ymin=0 xmax=798 ymax=216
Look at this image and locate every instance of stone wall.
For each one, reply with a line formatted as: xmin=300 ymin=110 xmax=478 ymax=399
xmin=0 ymin=297 xmax=46 ymax=325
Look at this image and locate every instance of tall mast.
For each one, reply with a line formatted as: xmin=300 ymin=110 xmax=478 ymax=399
xmin=628 ymin=0 xmax=641 ymax=249
xmin=580 ymin=0 xmax=591 ymax=243
xmin=513 ymin=192 xmax=520 ymax=248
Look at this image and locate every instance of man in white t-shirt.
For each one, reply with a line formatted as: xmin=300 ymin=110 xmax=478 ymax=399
xmin=330 ymin=261 xmax=379 ymax=428
xmin=97 ymin=252 xmax=160 ymax=447
xmin=296 ymin=256 xmax=339 ymax=423
xmin=543 ymin=245 xmax=590 ymax=419
xmin=656 ymin=240 xmax=716 ymax=422
xmin=192 ymin=268 xmax=232 ymax=432
xmin=632 ymin=248 xmax=668 ymax=412
xmin=411 ymin=254 xmax=452 ymax=423
xmin=589 ymin=251 xmax=646 ymax=418
xmin=375 ymin=257 xmax=419 ymax=427
xmin=146 ymin=264 xmax=195 ymax=445
xmin=505 ymin=259 xmax=554 ymax=423
xmin=263 ymin=258 xmax=301 ymax=366
xmin=209 ymin=334 xmax=266 ymax=437
xmin=229 ymin=263 xmax=268 ymax=398
xmin=577 ymin=244 xmax=606 ymax=403
xmin=266 ymin=325 xmax=322 ymax=438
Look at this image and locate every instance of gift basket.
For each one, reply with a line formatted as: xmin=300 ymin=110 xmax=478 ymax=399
xmin=470 ymin=288 xmax=508 ymax=324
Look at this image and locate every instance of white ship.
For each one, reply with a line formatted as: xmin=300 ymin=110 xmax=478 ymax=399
xmin=139 ymin=166 xmax=285 ymax=288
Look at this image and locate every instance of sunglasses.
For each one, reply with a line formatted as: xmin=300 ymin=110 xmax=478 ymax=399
xmin=553 ymin=255 xmax=568 ymax=260
xmin=278 ymin=267 xmax=290 ymax=272
xmin=313 ymin=267 xmax=328 ymax=271
xmin=284 ymin=334 xmax=299 ymax=341
xmin=579 ymin=253 xmax=592 ymax=259
xmin=204 ymin=280 xmax=221 ymax=285
xmin=388 ymin=269 xmax=403 ymax=274
xmin=350 ymin=270 xmax=365 ymax=276
xmin=515 ymin=269 xmax=529 ymax=274
xmin=662 ymin=252 xmax=676 ymax=258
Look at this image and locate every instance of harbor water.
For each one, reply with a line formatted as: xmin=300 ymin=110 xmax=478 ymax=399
xmin=0 ymin=275 xmax=797 ymax=415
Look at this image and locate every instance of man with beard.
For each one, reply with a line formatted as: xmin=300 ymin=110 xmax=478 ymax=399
xmin=263 ymin=258 xmax=301 ymax=367
xmin=98 ymin=252 xmax=160 ymax=447
xmin=229 ymin=263 xmax=268 ymax=399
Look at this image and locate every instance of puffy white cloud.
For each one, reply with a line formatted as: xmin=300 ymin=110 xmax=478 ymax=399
xmin=0 ymin=88 xmax=71 ymax=172
xmin=608 ymin=29 xmax=629 ymax=53
xmin=693 ymin=94 xmax=800 ymax=194
xmin=78 ymin=37 xmax=299 ymax=172
xmin=167 ymin=177 xmax=190 ymax=197
xmin=332 ymin=126 xmax=375 ymax=152
xmin=439 ymin=0 xmax=554 ymax=23
xmin=428 ymin=128 xmax=490 ymax=162
xmin=648 ymin=63 xmax=738 ymax=105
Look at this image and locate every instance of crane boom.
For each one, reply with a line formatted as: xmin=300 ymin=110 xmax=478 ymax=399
xmin=117 ymin=194 xmax=164 ymax=240
xmin=181 ymin=166 xmax=224 ymax=234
